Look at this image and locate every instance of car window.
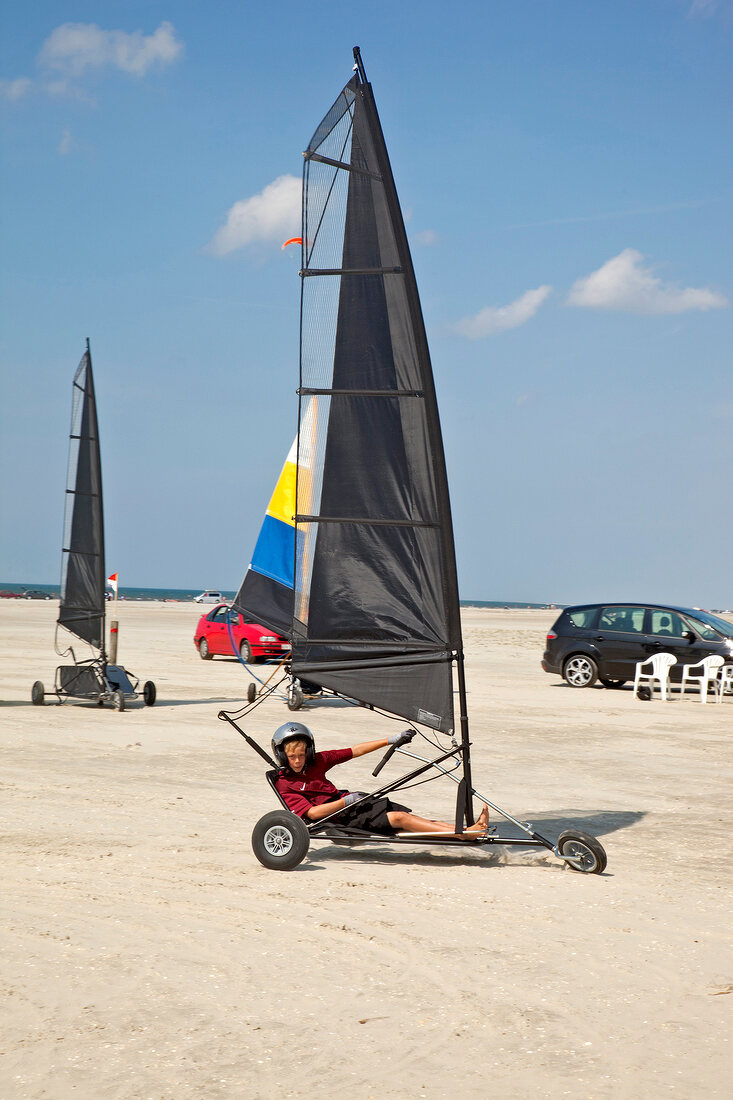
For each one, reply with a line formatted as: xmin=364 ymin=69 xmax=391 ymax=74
xmin=599 ymin=606 xmax=645 ymax=633
xmin=649 ymin=610 xmax=687 ymax=637
xmin=226 ymin=610 xmax=240 ymax=625
xmin=210 ymin=606 xmax=229 ymax=622
xmin=684 ymin=614 xmax=725 ymax=641
xmin=567 ymin=607 xmax=598 ymax=629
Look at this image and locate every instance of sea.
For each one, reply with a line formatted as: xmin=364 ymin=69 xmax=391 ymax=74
xmin=0 ymin=581 xmax=557 ymax=609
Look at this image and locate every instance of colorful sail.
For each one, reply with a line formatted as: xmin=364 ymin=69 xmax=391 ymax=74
xmin=232 ymin=433 xmax=298 ymax=636
xmin=290 ymin=54 xmax=463 ymax=733
xmin=58 ymin=342 xmax=106 ymax=650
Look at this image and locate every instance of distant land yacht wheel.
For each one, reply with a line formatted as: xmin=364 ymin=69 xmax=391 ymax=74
xmin=143 ymin=681 xmax=156 ymax=706
xmin=287 ymin=683 xmax=303 ymax=711
xmin=247 ymin=683 xmax=257 ymax=704
xmin=31 ymin=680 xmax=44 ymax=705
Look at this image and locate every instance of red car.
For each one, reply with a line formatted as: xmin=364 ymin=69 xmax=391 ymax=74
xmin=194 ymin=604 xmax=290 ymax=663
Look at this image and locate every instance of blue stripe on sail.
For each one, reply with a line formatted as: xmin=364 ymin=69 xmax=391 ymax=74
xmin=250 ymin=514 xmax=295 ymax=589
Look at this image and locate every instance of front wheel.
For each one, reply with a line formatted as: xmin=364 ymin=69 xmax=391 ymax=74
xmin=563 ymin=654 xmax=598 ymax=688
xmin=239 ymin=639 xmax=253 ymax=663
xmin=287 ymin=683 xmax=303 ymax=711
xmin=557 ymin=830 xmax=607 ymax=874
xmin=251 ymin=811 xmax=310 ymax=870
xmin=31 ymin=680 xmax=44 ymax=705
xmin=198 ymin=638 xmax=212 ymax=660
xmin=247 ymin=682 xmax=257 ymax=704
xmin=143 ymin=681 xmax=156 ymax=706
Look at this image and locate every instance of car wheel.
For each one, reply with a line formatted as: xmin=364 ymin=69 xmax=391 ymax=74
xmin=562 ymin=654 xmax=598 ymax=688
xmin=239 ymin=639 xmax=253 ymax=663
xmin=600 ymin=678 xmax=626 ymax=689
xmin=198 ymin=637 xmax=212 ymax=660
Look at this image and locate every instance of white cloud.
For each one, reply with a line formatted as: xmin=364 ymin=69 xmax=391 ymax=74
xmin=38 ymin=21 xmax=183 ymax=77
xmin=414 ymin=229 xmax=438 ymax=246
xmin=0 ymin=77 xmax=32 ymax=101
xmin=567 ymin=248 xmax=728 ymax=314
xmin=688 ymin=0 xmax=718 ymax=17
xmin=455 ymin=286 xmax=552 ymax=338
xmin=207 ymin=176 xmax=302 ymax=256
xmin=58 ymin=129 xmax=73 ymax=155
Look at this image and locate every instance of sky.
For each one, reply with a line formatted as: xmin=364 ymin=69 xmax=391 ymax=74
xmin=1 ymin=0 xmax=731 ymax=608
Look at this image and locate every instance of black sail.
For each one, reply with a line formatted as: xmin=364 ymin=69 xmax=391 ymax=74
xmin=292 ymin=59 xmax=462 ymax=733
xmin=58 ymin=345 xmax=106 ymax=650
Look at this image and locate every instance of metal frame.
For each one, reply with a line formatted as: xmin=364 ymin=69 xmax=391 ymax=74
xmin=220 ymin=712 xmax=559 ymax=856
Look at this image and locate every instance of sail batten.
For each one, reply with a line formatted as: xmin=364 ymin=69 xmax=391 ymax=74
xmin=291 ymin=57 xmax=462 ymax=733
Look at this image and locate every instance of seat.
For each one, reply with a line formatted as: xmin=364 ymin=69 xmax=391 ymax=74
xmin=633 ymin=652 xmax=677 ymax=701
xmin=720 ymin=664 xmax=733 ymax=700
xmin=678 ymin=655 xmax=724 ymax=703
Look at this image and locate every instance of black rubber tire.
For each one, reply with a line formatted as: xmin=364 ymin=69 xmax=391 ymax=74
xmin=143 ymin=681 xmax=156 ymax=706
xmin=251 ymin=811 xmax=310 ymax=870
xmin=247 ymin=682 xmax=257 ymax=704
xmin=287 ymin=683 xmax=304 ymax=711
xmin=198 ymin=637 xmax=212 ymax=660
xmin=31 ymin=680 xmax=44 ymax=705
xmin=239 ymin=639 xmax=253 ymax=663
xmin=563 ymin=654 xmax=599 ymax=688
xmin=113 ymin=689 xmax=125 ymax=712
xmin=600 ymin=678 xmax=626 ymax=689
xmin=557 ymin=830 xmax=607 ymax=874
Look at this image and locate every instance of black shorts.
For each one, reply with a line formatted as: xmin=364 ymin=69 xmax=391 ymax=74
xmin=335 ymin=795 xmax=411 ymax=836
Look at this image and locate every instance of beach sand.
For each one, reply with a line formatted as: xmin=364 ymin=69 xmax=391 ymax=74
xmin=1 ymin=601 xmax=731 ymax=1099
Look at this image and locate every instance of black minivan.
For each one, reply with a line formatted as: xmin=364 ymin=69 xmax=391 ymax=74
xmin=542 ymin=603 xmax=733 ymax=688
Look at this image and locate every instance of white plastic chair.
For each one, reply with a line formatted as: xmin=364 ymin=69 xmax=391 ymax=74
xmin=720 ymin=664 xmax=733 ymax=699
xmin=678 ymin=654 xmax=724 ymax=703
xmin=634 ymin=653 xmax=676 ymax=701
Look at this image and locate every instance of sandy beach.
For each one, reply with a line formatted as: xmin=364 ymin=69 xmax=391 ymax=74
xmin=1 ymin=600 xmax=731 ymax=1099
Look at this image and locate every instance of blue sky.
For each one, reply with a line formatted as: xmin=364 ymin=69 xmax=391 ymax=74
xmin=1 ymin=0 xmax=731 ymax=607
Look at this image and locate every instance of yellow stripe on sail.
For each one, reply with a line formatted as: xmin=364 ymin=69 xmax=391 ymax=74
xmin=267 ymin=457 xmax=297 ymax=528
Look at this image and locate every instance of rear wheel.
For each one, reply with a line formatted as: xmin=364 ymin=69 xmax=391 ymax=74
xmin=31 ymin=680 xmax=44 ymax=705
xmin=251 ymin=811 xmax=310 ymax=870
xmin=557 ymin=830 xmax=607 ymax=874
xmin=600 ymin=678 xmax=626 ymax=689
xmin=143 ymin=681 xmax=156 ymax=706
xmin=198 ymin=638 xmax=212 ymax=660
xmin=113 ymin=689 xmax=125 ymax=712
xmin=563 ymin=654 xmax=598 ymax=688
xmin=247 ymin=682 xmax=257 ymax=704
xmin=239 ymin=639 xmax=253 ymax=663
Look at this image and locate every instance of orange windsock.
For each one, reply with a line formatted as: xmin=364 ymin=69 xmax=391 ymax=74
xmin=281 ymin=237 xmax=303 ymax=250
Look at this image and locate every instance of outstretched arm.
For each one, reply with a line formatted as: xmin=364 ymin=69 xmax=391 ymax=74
xmin=350 ymin=729 xmax=415 ymax=758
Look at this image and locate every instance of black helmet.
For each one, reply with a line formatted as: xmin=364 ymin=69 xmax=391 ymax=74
xmin=272 ymin=721 xmax=316 ymax=769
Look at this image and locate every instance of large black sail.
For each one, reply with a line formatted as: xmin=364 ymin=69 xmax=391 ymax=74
xmin=58 ymin=344 xmax=106 ymax=650
xmin=291 ymin=55 xmax=462 ymax=733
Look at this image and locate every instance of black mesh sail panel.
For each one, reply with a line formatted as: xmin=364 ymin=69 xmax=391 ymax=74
xmin=58 ymin=346 xmax=106 ymax=650
xmin=291 ymin=59 xmax=462 ymax=733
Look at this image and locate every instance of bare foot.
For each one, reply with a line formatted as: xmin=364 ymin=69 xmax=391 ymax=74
xmin=463 ymin=803 xmax=489 ymax=834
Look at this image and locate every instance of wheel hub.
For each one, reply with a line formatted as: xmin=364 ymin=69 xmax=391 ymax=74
xmin=264 ymin=826 xmax=293 ymax=856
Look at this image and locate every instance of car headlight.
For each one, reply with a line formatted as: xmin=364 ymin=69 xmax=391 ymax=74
xmin=259 ymin=635 xmax=277 ymax=642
